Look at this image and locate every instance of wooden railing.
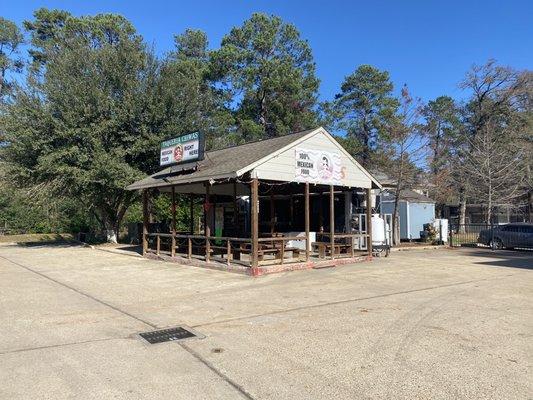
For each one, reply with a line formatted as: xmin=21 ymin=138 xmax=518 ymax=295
xmin=144 ymin=232 xmax=308 ymax=267
xmin=144 ymin=232 xmax=366 ymax=265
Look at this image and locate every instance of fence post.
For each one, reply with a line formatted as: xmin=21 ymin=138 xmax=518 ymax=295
xmin=491 ymin=223 xmax=495 ymax=251
xmin=449 ymin=228 xmax=453 ymax=247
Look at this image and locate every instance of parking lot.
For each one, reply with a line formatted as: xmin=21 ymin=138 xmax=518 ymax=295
xmin=0 ymin=244 xmax=531 ymax=399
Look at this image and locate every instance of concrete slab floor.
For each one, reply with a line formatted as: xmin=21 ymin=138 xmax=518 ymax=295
xmin=0 ymin=243 xmax=531 ymax=399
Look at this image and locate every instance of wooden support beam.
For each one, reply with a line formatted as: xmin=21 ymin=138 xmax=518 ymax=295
xmin=156 ymin=235 xmax=160 ymax=256
xmin=305 ymin=183 xmax=310 ymax=261
xmin=270 ymin=194 xmax=275 ymax=235
xmin=233 ymin=182 xmax=238 ymax=229
xmin=142 ymin=190 xmax=149 ymax=256
xmin=251 ymin=178 xmax=259 ymax=269
xmin=188 ymin=237 xmax=192 ymax=260
xmin=330 ymin=185 xmax=335 ymax=260
xmin=171 ymin=186 xmax=177 ymax=234
xmin=319 ymin=191 xmax=324 ymax=232
xmin=189 ymin=194 xmax=194 ymax=234
xmin=289 ymin=194 xmax=294 ymax=229
xmin=366 ymin=187 xmax=373 ymax=257
xmin=227 ymin=240 xmax=231 ymax=267
xmin=205 ymin=182 xmax=211 ymax=263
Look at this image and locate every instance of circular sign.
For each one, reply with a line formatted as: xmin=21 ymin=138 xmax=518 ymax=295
xmin=173 ymin=145 xmax=183 ymax=162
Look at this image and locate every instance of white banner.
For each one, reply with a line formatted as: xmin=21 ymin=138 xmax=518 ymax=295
xmin=294 ymin=148 xmax=343 ymax=184
xmin=160 ymin=132 xmax=202 ymax=166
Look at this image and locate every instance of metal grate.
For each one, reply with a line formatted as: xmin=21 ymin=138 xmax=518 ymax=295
xmin=139 ymin=326 xmax=197 ymax=344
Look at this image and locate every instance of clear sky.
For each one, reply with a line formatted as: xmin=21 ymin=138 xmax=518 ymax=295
xmin=3 ymin=0 xmax=532 ymax=103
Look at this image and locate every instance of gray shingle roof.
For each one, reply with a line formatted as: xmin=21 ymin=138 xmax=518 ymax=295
xmin=127 ymin=128 xmax=317 ymax=190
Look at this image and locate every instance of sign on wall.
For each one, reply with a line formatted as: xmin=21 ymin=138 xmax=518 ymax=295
xmin=160 ymin=132 xmax=205 ymax=167
xmin=294 ymin=148 xmax=344 ymax=185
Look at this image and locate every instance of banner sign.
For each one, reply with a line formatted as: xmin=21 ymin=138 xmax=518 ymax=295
xmin=160 ymin=132 xmax=205 ymax=166
xmin=295 ymin=148 xmax=344 ymax=184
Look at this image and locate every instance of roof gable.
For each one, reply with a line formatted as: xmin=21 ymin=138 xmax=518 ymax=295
xmin=127 ymin=127 xmax=382 ymax=190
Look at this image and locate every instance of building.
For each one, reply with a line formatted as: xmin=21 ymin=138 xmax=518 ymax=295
xmin=379 ymin=189 xmax=436 ymax=240
xmin=127 ymin=127 xmax=382 ymax=275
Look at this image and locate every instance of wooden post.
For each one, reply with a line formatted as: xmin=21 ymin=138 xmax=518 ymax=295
xmin=227 ymin=239 xmax=231 ymax=267
xmin=289 ymin=194 xmax=294 ymax=229
xmin=156 ymin=235 xmax=160 ymax=256
xmin=188 ymin=237 xmax=192 ymax=259
xmin=233 ymin=182 xmax=238 ymax=229
xmin=171 ymin=186 xmax=177 ymax=234
xmin=251 ymin=178 xmax=259 ymax=270
xmin=189 ymin=194 xmax=194 ymax=234
xmin=366 ymin=187 xmax=373 ymax=258
xmin=305 ymin=183 xmax=310 ymax=261
xmin=270 ymin=194 xmax=275 ymax=235
xmin=205 ymin=183 xmax=211 ymax=263
xmin=319 ymin=191 xmax=324 ymax=233
xmin=142 ymin=189 xmax=149 ymax=256
xmin=330 ymin=185 xmax=335 ymax=260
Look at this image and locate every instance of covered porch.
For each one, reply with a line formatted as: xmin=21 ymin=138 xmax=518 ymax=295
xmin=128 ymin=127 xmax=381 ymax=275
xmin=139 ymin=177 xmax=373 ymax=275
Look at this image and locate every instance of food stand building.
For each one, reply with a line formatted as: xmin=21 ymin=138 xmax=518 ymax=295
xmin=127 ymin=127 xmax=382 ymax=275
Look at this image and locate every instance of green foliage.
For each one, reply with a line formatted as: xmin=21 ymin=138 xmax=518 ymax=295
xmin=0 ymin=184 xmax=93 ymax=234
xmin=328 ymin=65 xmax=399 ymax=166
xmin=0 ymin=17 xmax=24 ymax=99
xmin=420 ymin=96 xmax=461 ymax=173
xmin=2 ymin=12 xmax=158 ymax=240
xmin=211 ymin=13 xmax=319 ymax=141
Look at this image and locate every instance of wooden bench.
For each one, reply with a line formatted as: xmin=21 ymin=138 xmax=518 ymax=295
xmin=238 ymin=244 xmax=280 ymax=261
xmin=312 ymin=242 xmax=352 ymax=258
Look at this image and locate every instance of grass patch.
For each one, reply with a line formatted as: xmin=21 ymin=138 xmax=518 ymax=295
xmin=0 ymin=233 xmax=75 ymax=244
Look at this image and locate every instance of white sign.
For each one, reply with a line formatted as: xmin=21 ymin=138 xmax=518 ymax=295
xmin=160 ymin=132 xmax=203 ymax=166
xmin=295 ymin=148 xmax=344 ymax=184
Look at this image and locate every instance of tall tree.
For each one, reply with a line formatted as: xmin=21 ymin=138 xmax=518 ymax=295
xmin=156 ymin=29 xmax=233 ymax=153
xmin=459 ymin=60 xmax=532 ymax=223
xmin=0 ymin=17 xmax=24 ymax=100
xmin=377 ymin=86 xmax=426 ymax=244
xmin=328 ymin=65 xmax=399 ymax=166
xmin=211 ymin=13 xmax=319 ymax=141
xmin=23 ymin=8 xmax=70 ymax=73
xmin=419 ymin=96 xmax=461 ymax=215
xmin=2 ymin=11 xmax=159 ymax=242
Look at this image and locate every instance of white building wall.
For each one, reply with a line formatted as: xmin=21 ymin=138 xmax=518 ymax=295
xmin=252 ymin=130 xmax=372 ymax=188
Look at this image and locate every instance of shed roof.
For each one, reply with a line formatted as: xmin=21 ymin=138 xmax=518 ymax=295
xmin=127 ymin=127 xmax=381 ymax=191
xmin=381 ymin=189 xmax=436 ymax=204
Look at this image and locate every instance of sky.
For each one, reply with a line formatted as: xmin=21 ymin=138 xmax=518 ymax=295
xmin=2 ymin=0 xmax=532 ymax=104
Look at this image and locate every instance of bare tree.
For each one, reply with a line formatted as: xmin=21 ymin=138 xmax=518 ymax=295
xmin=460 ymin=120 xmax=526 ymax=223
xmin=458 ymin=60 xmax=532 ymax=225
xmin=378 ymin=85 xmax=427 ymax=244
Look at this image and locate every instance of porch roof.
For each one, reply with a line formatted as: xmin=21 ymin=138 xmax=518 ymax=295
xmin=127 ymin=127 xmax=382 ymax=191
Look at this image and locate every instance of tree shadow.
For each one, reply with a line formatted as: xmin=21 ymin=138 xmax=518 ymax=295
xmin=465 ymin=249 xmax=533 ymax=270
xmin=112 ymin=244 xmax=143 ymax=255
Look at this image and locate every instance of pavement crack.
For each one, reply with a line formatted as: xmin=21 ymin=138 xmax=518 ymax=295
xmin=0 ymin=254 xmax=157 ymax=329
xmin=0 ymin=337 xmax=118 ymax=355
xmin=179 ymin=342 xmax=256 ymax=400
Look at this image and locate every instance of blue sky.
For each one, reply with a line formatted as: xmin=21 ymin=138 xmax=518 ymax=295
xmin=3 ymin=0 xmax=532 ymax=103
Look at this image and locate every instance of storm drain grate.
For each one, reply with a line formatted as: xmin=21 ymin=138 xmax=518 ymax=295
xmin=139 ymin=326 xmax=197 ymax=344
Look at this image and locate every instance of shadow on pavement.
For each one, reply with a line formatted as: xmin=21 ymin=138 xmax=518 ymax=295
xmin=465 ymin=249 xmax=533 ymax=270
xmin=114 ymin=244 xmax=143 ymax=255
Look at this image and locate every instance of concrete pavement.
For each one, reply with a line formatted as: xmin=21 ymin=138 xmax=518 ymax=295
xmin=0 ymin=243 xmax=531 ymax=399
